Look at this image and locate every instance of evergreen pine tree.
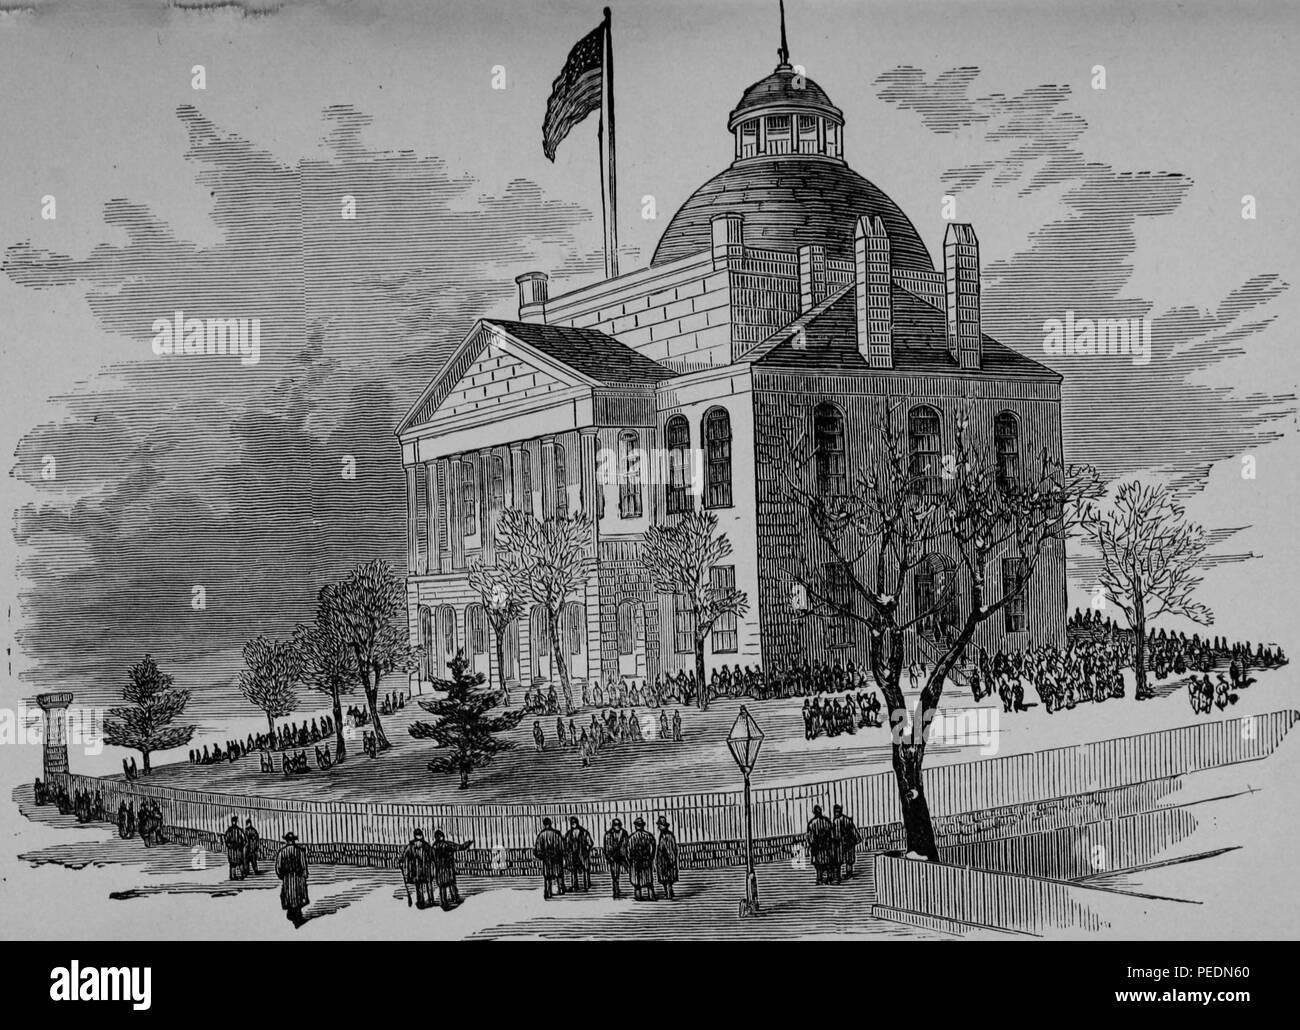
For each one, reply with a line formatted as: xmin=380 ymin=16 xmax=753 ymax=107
xmin=408 ymin=649 xmax=523 ymax=789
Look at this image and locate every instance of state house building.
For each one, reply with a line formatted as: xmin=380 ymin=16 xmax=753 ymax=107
xmin=397 ymin=43 xmax=1067 ymax=692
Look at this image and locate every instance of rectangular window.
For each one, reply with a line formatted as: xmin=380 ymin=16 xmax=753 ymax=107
xmin=709 ymin=566 xmax=738 ymax=653
xmin=489 ymin=457 xmax=505 ymax=510
xmin=521 ymin=449 xmax=533 ymax=511
xmin=823 ymin=561 xmax=853 ymax=649
xmin=1003 ymin=557 xmax=1028 ymax=633
xmin=460 ymin=462 xmax=477 ymax=538
xmin=766 ymin=115 xmax=792 ymax=156
xmin=673 ymin=593 xmax=696 ymax=654
xmin=619 ymin=433 xmax=643 ymax=519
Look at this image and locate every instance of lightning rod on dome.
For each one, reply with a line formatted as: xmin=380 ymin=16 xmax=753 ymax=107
xmin=777 ymin=0 xmax=791 ymax=68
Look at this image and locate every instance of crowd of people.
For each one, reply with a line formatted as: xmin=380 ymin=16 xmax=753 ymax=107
xmin=37 ymin=779 xmax=108 ymax=823
xmin=969 ymin=640 xmax=1126 ymax=714
xmin=529 ymin=706 xmax=686 ymax=768
xmin=189 ymin=713 xmax=339 ymax=767
xmin=348 ymin=691 xmax=405 ymax=724
xmin=521 ymin=815 xmax=680 ymax=902
xmin=801 ymin=691 xmax=882 ymax=739
xmin=31 ymin=779 xmax=176 ymax=847
xmin=1067 ymin=609 xmax=1287 ymax=678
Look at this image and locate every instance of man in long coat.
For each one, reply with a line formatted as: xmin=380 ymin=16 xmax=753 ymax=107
xmin=244 ymin=819 xmax=261 ymax=876
xmin=431 ymin=829 xmax=473 ymax=910
xmin=626 ymin=817 xmax=657 ymax=901
xmin=806 ymin=805 xmax=837 ymax=885
xmin=603 ymin=818 xmax=629 ymax=899
xmin=275 ymin=831 xmax=309 ymax=927
xmin=654 ymin=816 xmax=679 ymax=900
xmin=832 ymin=804 xmax=862 ymax=881
xmin=564 ymin=816 xmax=594 ymax=893
xmin=398 ymin=828 xmax=436 ymax=909
xmin=223 ymin=816 xmax=246 ymax=880
xmin=533 ymin=817 xmax=566 ymax=899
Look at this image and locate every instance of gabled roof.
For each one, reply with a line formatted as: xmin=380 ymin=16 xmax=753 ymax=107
xmin=746 ymin=284 xmax=1062 ymax=379
xmin=397 ymin=318 xmax=675 ymax=436
xmin=488 ymin=319 xmax=676 ymax=386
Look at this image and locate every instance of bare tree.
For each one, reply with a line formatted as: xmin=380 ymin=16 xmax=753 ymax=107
xmin=321 ymin=559 xmax=421 ymax=750
xmin=293 ymin=599 xmax=357 ymax=763
xmin=1082 ymin=480 xmax=1212 ymax=699
xmin=467 ymin=558 xmax=526 ymax=705
xmin=767 ymin=402 xmax=1097 ymax=859
xmin=496 ymin=508 xmax=592 ymax=714
xmin=238 ymin=635 xmax=301 ymax=736
xmin=641 ymin=507 xmax=750 ymax=711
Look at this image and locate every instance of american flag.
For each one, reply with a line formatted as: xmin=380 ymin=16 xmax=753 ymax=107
xmin=542 ymin=20 xmax=605 ymax=162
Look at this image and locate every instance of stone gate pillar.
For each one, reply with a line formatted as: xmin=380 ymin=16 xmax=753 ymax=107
xmin=36 ymin=691 xmax=74 ymax=778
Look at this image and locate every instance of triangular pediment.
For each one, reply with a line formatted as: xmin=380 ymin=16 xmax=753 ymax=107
xmin=398 ymin=320 xmax=598 ymax=434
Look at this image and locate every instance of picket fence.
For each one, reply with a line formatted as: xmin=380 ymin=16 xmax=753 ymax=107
xmin=55 ymin=710 xmax=1295 ymax=853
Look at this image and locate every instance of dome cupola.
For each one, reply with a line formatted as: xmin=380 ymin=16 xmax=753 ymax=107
xmin=728 ymin=1 xmax=844 ymax=162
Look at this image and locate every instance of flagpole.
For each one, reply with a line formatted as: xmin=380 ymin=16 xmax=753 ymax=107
xmin=599 ymin=6 xmax=619 ymax=278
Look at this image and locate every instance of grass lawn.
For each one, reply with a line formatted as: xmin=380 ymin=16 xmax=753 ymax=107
xmin=118 ymin=665 xmax=1296 ymax=806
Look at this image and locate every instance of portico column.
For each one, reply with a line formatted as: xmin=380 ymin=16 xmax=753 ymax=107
xmin=431 ymin=460 xmax=447 ymax=574
xmin=478 ymin=447 xmax=495 ymax=564
xmin=509 ymin=442 xmax=525 ymax=512
xmin=405 ymin=465 xmax=419 ymax=574
xmin=579 ymin=428 xmax=598 ymax=523
xmin=449 ymin=456 xmax=466 ymax=570
xmin=540 ymin=435 xmax=557 ymax=519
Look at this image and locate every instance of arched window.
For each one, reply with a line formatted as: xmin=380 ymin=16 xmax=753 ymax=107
xmin=618 ymin=430 xmax=643 ymax=518
xmin=562 ymin=602 xmax=585 ymax=657
xmin=466 ymin=604 xmax=488 ymax=657
xmin=913 ymin=555 xmax=959 ymax=643
xmin=908 ymin=405 xmax=942 ymax=495
xmin=503 ymin=620 xmax=519 ymax=681
xmin=995 ymin=411 xmax=1021 ymax=493
xmin=704 ymin=407 xmax=733 ymax=509
xmin=531 ymin=606 xmax=550 ymax=657
xmin=814 ymin=402 xmax=847 ymax=495
xmin=419 ymin=606 xmax=434 ymax=680
xmin=616 ymin=601 xmax=637 ymax=656
xmin=437 ymin=605 xmax=457 ymax=671
xmin=665 ymin=415 xmax=691 ymax=514
xmin=553 ymin=443 xmax=568 ymax=516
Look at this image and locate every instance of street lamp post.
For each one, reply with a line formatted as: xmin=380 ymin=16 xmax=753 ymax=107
xmin=727 ymin=705 xmax=764 ymax=917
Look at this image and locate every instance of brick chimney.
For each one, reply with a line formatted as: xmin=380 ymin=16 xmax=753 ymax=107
xmin=710 ymin=213 xmax=744 ymax=270
xmin=515 ymin=271 xmax=549 ymax=323
xmin=944 ymin=223 xmax=980 ymax=370
xmin=798 ymin=244 xmax=827 ymax=314
xmin=855 ymin=215 xmax=892 ymax=369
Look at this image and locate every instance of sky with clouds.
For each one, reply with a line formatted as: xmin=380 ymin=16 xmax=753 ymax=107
xmin=2 ymin=0 xmax=1297 ymax=704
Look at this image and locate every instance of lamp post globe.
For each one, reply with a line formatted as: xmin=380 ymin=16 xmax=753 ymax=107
xmin=727 ymin=705 xmax=764 ymax=916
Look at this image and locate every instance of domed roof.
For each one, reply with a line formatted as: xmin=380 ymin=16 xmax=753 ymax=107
xmin=650 ymin=158 xmax=935 ymax=271
xmin=728 ymin=66 xmax=843 ymax=129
